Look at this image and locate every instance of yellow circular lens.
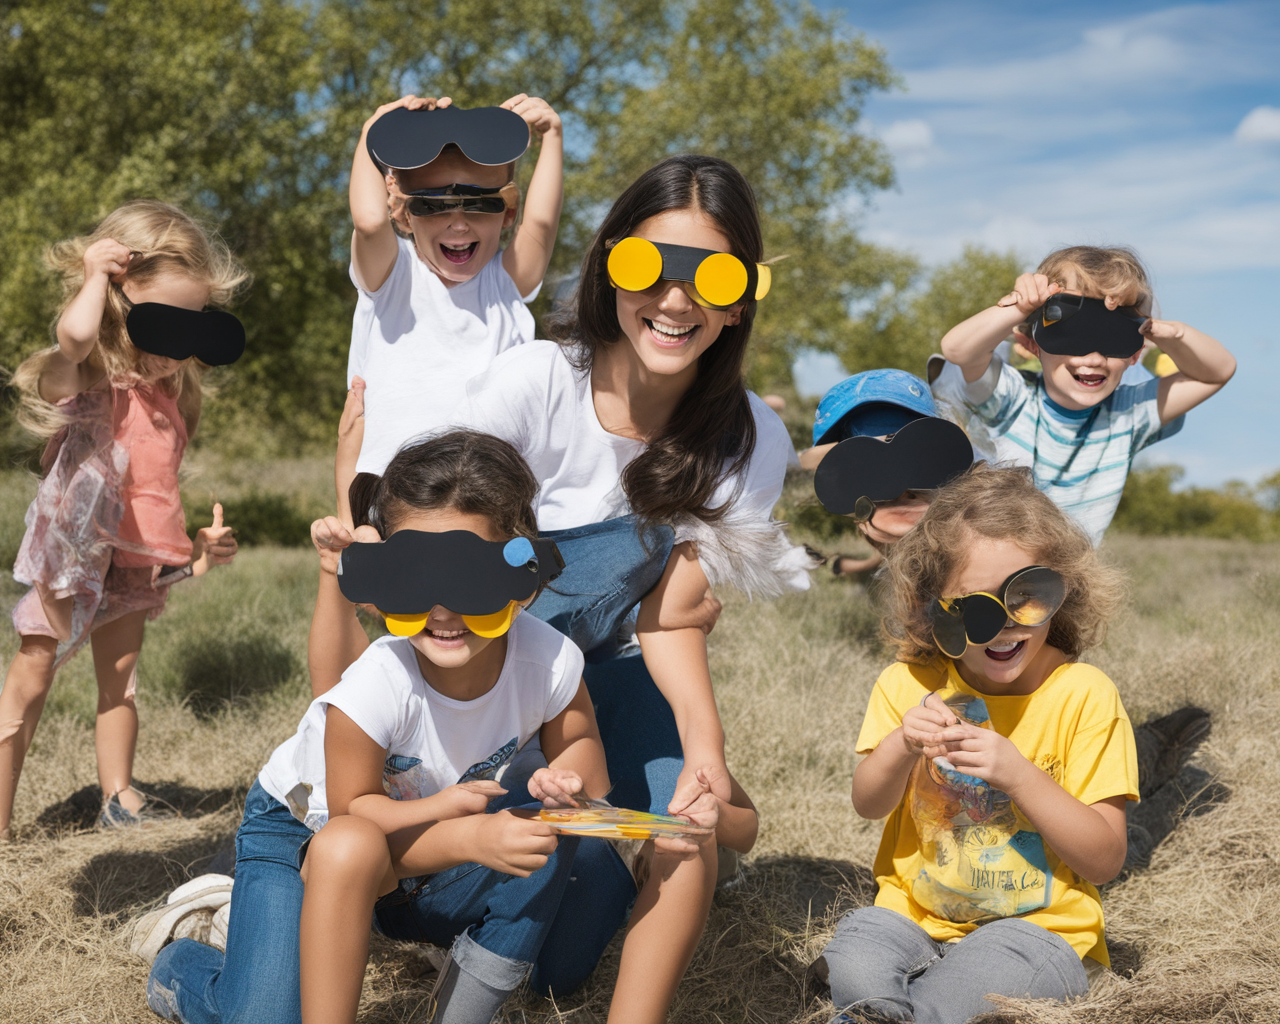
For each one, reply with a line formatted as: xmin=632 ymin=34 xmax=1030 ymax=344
xmin=693 ymin=252 xmax=748 ymax=308
xmin=383 ymin=612 xmax=429 ymax=637
xmin=755 ymin=263 xmax=772 ymax=300
xmin=607 ymin=237 xmax=663 ymax=293
xmin=462 ymin=601 xmax=519 ymax=638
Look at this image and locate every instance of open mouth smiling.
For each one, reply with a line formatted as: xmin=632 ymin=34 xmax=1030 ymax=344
xmin=644 ymin=318 xmax=698 ymax=346
xmin=984 ymin=639 xmax=1026 ymax=663
xmin=440 ymin=241 xmax=478 ymax=265
xmin=1072 ymin=371 xmax=1108 ymax=388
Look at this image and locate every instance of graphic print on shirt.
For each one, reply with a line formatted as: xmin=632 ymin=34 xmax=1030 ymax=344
xmin=381 ymin=736 xmax=520 ymax=803
xmin=907 ymin=693 xmax=1056 ymax=922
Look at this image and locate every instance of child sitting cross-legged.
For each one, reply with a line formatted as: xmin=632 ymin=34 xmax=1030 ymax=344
xmin=814 ymin=464 xmax=1138 ymax=1024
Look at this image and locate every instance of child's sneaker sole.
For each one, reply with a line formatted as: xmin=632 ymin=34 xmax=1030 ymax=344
xmin=129 ymin=883 xmax=234 ymax=964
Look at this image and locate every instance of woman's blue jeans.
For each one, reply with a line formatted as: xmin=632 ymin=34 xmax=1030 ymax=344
xmin=148 ymin=769 xmax=580 ymax=1024
xmin=526 ymin=515 xmax=686 ymax=998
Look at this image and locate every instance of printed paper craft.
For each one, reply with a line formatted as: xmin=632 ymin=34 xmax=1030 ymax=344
xmin=1024 ymin=293 xmax=1147 ymax=359
xmin=337 ymin=530 xmax=564 ymax=638
xmin=367 ymin=105 xmax=531 ymax=170
xmin=929 ymin=565 xmax=1066 ymax=658
xmin=606 ymin=237 xmax=771 ymax=310
xmin=125 ymin=303 xmax=246 ymax=366
xmin=539 ymin=799 xmax=713 ymax=841
xmin=813 ymin=416 xmax=973 ymax=519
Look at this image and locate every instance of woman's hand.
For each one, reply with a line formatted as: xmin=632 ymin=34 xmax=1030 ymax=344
xmin=191 ymin=503 xmax=238 ymax=576
xmin=655 ymin=771 xmax=720 ymax=857
xmin=468 ymin=810 xmax=560 ymax=877
xmin=670 ymin=758 xmax=732 ymax=817
xmin=900 ymin=693 xmax=956 ymax=758
xmin=528 ymin=767 xmax=584 ymax=808
xmin=935 ymin=721 xmax=1031 ymax=794
xmin=310 ymin=515 xmax=380 ymax=577
xmin=501 ymin=94 xmax=562 ymax=138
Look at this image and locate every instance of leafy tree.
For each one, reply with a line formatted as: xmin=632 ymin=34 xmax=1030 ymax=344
xmin=0 ymin=0 xmax=905 ymax=453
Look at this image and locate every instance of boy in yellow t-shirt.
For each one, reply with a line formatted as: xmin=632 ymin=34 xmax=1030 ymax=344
xmin=815 ymin=465 xmax=1138 ymax=1024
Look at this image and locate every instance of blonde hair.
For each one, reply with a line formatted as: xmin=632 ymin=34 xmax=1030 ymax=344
xmin=1035 ymin=244 xmax=1154 ymax=316
xmin=12 ymin=200 xmax=250 ymax=439
xmin=882 ymin=464 xmax=1125 ymax=664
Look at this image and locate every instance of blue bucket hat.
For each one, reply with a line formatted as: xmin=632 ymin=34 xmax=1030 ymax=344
xmin=812 ymin=369 xmax=938 ymax=446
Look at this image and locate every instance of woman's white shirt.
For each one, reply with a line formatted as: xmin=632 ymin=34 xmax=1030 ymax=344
xmin=258 ymin=612 xmax=582 ymax=831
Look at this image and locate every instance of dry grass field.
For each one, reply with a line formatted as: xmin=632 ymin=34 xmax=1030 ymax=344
xmin=1 ymin=460 xmax=1277 ymax=1023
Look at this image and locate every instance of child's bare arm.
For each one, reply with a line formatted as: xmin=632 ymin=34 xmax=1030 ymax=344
xmin=308 ymin=516 xmax=373 ymax=698
xmin=798 ymin=442 xmax=836 ymax=471
xmin=636 ymin=544 xmax=730 ymax=813
xmin=335 ymin=378 xmax=365 ymax=528
xmin=43 ymin=239 xmax=133 ymax=402
xmin=851 ymin=694 xmax=954 ymax=819
xmin=713 ymin=768 xmax=758 ymax=853
xmin=1148 ymin=321 xmax=1237 ymax=425
xmin=350 ymin=95 xmax=436 ymax=293
xmin=936 ymin=720 xmax=1128 ymax=884
xmin=500 ymin=94 xmax=563 ymax=298
xmin=940 ymin=273 xmax=1061 ymax=383
xmin=535 ymin=680 xmax=611 ymax=803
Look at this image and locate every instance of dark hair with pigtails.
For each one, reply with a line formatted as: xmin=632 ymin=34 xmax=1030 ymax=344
xmin=348 ymin=430 xmax=540 ymax=540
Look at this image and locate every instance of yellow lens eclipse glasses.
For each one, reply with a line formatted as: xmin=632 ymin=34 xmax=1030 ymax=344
xmin=606 ymin=237 xmax=771 ymax=311
xmin=929 ymin=566 xmax=1066 ymax=659
xmin=336 ymin=530 xmax=565 ymax=640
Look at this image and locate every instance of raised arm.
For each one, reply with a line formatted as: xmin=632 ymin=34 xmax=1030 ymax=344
xmin=499 ymin=94 xmax=563 ymax=298
xmin=1147 ymin=320 xmax=1236 ymax=424
xmin=350 ymin=95 xmax=438 ymax=293
xmin=940 ymin=273 xmax=1061 ymax=383
xmin=42 ymin=239 xmax=134 ymax=402
xmin=307 ymin=516 xmax=373 ymax=698
xmin=334 ymin=378 xmax=365 ymax=528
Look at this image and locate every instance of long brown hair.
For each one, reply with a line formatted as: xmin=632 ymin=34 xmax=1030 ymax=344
xmin=12 ymin=200 xmax=249 ymax=439
xmin=882 ymin=465 xmax=1125 ymax=664
xmin=546 ymin=155 xmax=762 ymax=524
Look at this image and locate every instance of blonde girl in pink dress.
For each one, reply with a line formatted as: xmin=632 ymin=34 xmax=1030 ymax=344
xmin=0 ymin=201 xmax=248 ymax=839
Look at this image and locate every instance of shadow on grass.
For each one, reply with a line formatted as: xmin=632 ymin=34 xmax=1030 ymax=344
xmin=36 ymin=780 xmax=239 ymax=834
xmin=71 ymin=833 xmax=238 ymax=921
xmin=176 ymin=632 xmax=298 ymax=718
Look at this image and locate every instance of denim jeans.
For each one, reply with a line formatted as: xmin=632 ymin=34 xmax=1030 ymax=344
xmin=525 ymin=515 xmax=685 ymax=997
xmin=818 ymin=906 xmax=1088 ymax=1024
xmin=147 ymin=780 xmax=313 ymax=1024
xmin=149 ymin=764 xmax=582 ymax=1024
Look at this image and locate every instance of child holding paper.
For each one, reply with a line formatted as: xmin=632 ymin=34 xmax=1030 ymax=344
xmin=816 ymin=465 xmax=1137 ymax=1023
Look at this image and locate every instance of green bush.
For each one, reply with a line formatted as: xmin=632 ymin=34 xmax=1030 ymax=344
xmin=1112 ymin=465 xmax=1279 ymax=540
xmin=183 ymin=490 xmax=317 ymax=547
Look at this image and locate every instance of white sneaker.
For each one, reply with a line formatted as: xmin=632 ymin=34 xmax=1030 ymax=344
xmin=209 ymin=901 xmax=230 ymax=952
xmin=129 ymin=874 xmax=234 ymax=964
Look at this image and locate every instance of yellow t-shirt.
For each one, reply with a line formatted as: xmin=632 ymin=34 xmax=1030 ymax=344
xmin=857 ymin=659 xmax=1139 ymax=965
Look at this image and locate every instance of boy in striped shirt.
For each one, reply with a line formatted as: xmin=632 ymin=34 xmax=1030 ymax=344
xmin=938 ymin=246 xmax=1235 ymax=545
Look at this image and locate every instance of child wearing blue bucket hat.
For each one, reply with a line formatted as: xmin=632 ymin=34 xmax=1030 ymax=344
xmin=801 ymin=369 xmax=971 ymax=576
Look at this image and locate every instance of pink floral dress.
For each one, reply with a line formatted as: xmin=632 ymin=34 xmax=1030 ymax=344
xmin=11 ymin=382 xmax=192 ymax=685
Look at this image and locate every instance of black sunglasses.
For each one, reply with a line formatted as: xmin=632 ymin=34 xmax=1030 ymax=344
xmin=404 ymin=183 xmax=514 ymax=217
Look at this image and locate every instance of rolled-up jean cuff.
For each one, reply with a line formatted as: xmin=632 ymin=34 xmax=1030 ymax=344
xmin=453 ymin=926 xmax=531 ymax=992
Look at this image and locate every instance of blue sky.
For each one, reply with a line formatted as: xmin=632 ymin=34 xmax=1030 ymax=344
xmin=795 ymin=1 xmax=1279 ymax=486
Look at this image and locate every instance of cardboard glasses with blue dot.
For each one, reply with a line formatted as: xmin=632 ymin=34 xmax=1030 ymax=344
xmin=336 ymin=531 xmax=565 ymax=639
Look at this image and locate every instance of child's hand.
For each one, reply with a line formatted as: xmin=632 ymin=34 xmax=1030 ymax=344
xmin=83 ymin=238 xmax=133 ymax=284
xmin=528 ymin=767 xmax=585 ymax=808
xmin=471 ymin=809 xmax=559 ymax=877
xmin=362 ymin=93 xmax=449 ymax=133
xmin=191 ymin=503 xmax=238 ymax=577
xmin=997 ymin=273 xmax=1061 ymax=317
xmin=310 ymin=515 xmax=380 ymax=576
xmin=935 ymin=722 xmax=1030 ymax=793
xmin=501 ymin=94 xmax=562 ymax=138
xmin=901 ymin=693 xmax=958 ymax=758
xmin=1139 ymin=318 xmax=1187 ymax=346
xmin=430 ymin=779 xmax=506 ymax=819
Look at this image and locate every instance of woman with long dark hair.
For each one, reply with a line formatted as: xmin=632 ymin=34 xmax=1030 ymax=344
xmin=445 ymin=153 xmax=813 ymax=1020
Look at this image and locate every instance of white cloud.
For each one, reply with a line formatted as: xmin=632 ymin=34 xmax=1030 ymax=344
xmin=1236 ymin=105 xmax=1280 ymax=143
xmin=882 ymin=119 xmax=933 ymax=151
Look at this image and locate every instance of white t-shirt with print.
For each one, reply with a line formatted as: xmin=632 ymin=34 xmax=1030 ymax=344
xmin=450 ymin=340 xmax=795 ymax=533
xmin=346 ymin=239 xmax=540 ymax=476
xmin=258 ymin=613 xmax=583 ymax=831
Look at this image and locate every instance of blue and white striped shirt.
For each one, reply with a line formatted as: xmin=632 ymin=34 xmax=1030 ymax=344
xmin=958 ymin=360 xmax=1183 ymax=545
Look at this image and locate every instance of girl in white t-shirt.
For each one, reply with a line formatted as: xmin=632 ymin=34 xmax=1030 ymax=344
xmin=142 ymin=431 xmax=643 ymax=1024
xmin=451 ymin=154 xmax=807 ymax=1023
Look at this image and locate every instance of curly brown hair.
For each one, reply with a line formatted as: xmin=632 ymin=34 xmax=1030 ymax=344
xmin=881 ymin=464 xmax=1125 ymax=664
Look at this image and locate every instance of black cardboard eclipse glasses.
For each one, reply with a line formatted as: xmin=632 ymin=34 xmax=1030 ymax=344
xmin=367 ymin=105 xmax=531 ymax=171
xmin=930 ymin=565 xmax=1066 ymax=659
xmin=337 ymin=529 xmax=564 ymax=639
xmin=125 ymin=302 xmax=246 ymax=366
xmin=1025 ymin=293 xmax=1148 ymax=359
xmin=813 ymin=417 xmax=973 ymax=522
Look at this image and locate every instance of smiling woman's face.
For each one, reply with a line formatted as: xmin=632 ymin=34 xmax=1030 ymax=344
xmin=612 ymin=208 xmax=743 ymax=380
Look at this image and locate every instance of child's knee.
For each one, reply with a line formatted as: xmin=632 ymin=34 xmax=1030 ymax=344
xmin=304 ymin=815 xmax=389 ymax=884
